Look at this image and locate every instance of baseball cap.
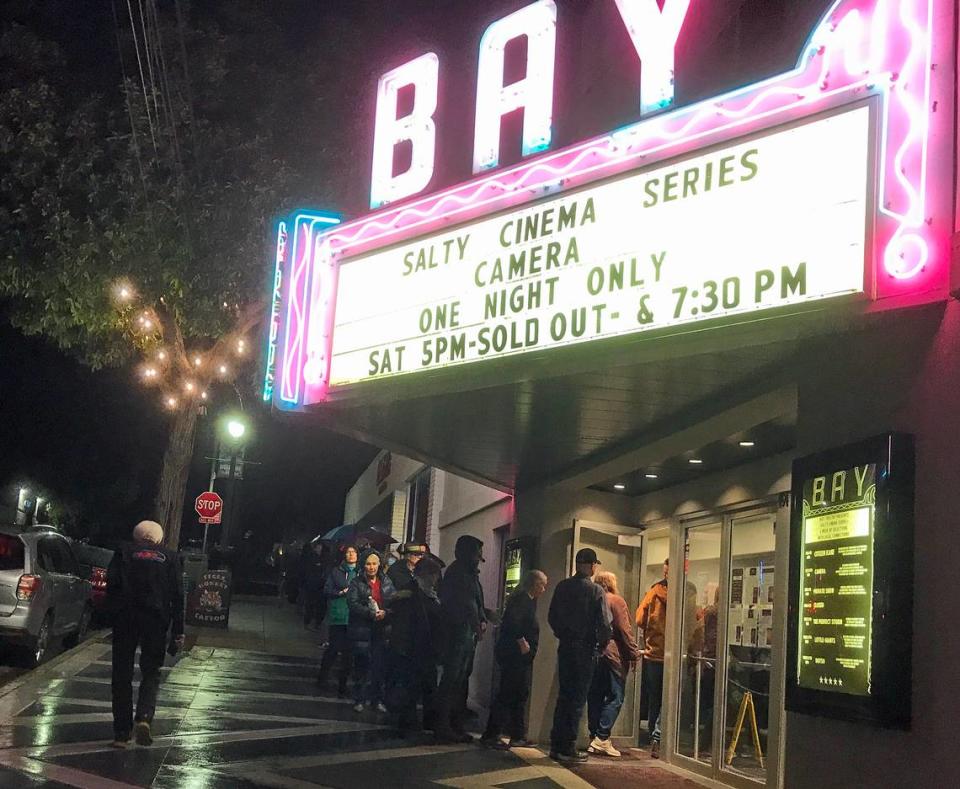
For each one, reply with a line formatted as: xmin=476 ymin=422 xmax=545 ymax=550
xmin=575 ymin=547 xmax=601 ymax=565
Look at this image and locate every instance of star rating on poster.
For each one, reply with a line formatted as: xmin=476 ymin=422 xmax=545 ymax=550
xmin=819 ymin=676 xmax=844 ymax=687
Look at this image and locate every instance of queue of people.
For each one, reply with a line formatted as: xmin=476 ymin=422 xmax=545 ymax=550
xmin=105 ymin=518 xmax=673 ymax=764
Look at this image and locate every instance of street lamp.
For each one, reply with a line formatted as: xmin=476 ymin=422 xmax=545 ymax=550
xmin=226 ymin=419 xmax=246 ymax=441
xmin=216 ymin=413 xmax=250 ymax=552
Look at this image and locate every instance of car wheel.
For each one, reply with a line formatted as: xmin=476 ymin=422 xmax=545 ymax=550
xmin=64 ymin=606 xmax=91 ymax=649
xmin=28 ymin=614 xmax=52 ymax=667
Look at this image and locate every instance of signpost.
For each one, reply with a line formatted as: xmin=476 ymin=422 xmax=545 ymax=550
xmin=195 ymin=491 xmax=223 ymax=555
xmin=195 ymin=491 xmax=223 ymax=524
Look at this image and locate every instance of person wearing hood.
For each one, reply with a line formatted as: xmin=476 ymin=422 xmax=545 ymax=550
xmin=636 ymin=558 xmax=669 ymax=757
xmin=317 ymin=545 xmax=359 ymax=696
xmin=434 ymin=535 xmax=487 ymax=743
xmin=347 ymin=549 xmax=395 ymax=712
xmin=106 ymin=520 xmax=184 ymax=748
xmin=386 ymin=554 xmax=444 ymax=731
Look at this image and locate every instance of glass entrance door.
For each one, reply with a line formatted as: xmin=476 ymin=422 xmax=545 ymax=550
xmin=672 ymin=507 xmax=780 ymax=788
xmin=572 ymin=520 xmax=644 ymax=741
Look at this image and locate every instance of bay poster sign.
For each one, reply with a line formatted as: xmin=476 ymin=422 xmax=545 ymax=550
xmin=329 ymin=106 xmax=870 ymax=387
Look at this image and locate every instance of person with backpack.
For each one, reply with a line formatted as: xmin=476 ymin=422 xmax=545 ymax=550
xmin=106 ymin=520 xmax=183 ymax=748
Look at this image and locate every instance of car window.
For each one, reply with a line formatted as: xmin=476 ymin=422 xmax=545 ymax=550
xmin=57 ymin=540 xmax=81 ymax=576
xmin=36 ymin=540 xmax=57 ymax=573
xmin=40 ymin=538 xmax=78 ymax=575
xmin=0 ymin=534 xmax=25 ymax=571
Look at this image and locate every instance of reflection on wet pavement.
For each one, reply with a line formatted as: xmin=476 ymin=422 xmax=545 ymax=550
xmin=0 ymin=640 xmax=586 ymax=788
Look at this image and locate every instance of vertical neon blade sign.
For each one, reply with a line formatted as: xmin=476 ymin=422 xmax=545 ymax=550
xmin=276 ymin=0 xmax=947 ymax=410
xmin=473 ymin=0 xmax=558 ymax=173
xmin=261 ymin=220 xmax=287 ymax=402
xmin=277 ymin=212 xmax=340 ymax=405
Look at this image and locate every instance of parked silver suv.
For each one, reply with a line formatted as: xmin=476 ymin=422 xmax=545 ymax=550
xmin=0 ymin=527 xmax=93 ymax=666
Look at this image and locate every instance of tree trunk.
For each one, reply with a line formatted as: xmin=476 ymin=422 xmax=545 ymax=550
xmin=155 ymin=404 xmax=199 ymax=550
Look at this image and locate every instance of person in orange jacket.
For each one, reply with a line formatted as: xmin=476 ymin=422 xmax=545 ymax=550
xmin=636 ymin=558 xmax=669 ymax=757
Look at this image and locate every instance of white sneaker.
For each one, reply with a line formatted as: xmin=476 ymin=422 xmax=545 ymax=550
xmin=589 ymin=737 xmax=621 ymax=757
xmin=353 ymin=703 xmax=365 ymax=713
xmin=376 ymin=702 xmax=388 ymax=713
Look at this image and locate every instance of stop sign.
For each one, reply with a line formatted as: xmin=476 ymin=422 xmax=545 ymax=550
xmin=195 ymin=492 xmax=223 ymax=524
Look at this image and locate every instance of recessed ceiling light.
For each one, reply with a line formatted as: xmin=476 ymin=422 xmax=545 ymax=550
xmin=613 ymin=483 xmax=626 ymax=490
xmin=689 ymin=458 xmax=703 ymax=465
xmin=645 ymin=473 xmax=659 ymax=479
xmin=739 ymin=440 xmax=755 ymax=448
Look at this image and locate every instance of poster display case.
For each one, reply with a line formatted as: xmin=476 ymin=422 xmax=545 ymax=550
xmin=786 ymin=433 xmax=914 ymax=728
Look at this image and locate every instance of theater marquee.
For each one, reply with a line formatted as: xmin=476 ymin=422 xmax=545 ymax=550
xmin=265 ymin=0 xmax=952 ymax=408
xmin=330 ymin=107 xmax=870 ymax=385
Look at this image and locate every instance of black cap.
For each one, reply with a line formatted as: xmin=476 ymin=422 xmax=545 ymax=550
xmin=575 ymin=547 xmax=601 ymax=565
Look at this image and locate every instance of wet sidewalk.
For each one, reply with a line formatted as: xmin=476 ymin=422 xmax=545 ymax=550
xmin=0 ymin=597 xmax=705 ymax=788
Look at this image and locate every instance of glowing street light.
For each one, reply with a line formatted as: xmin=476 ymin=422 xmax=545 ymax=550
xmin=226 ymin=419 xmax=246 ymax=440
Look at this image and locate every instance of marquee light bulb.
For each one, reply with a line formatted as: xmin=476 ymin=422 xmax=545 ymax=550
xmin=165 ymin=396 xmax=178 ymax=409
xmin=193 ymin=356 xmax=202 ymax=367
xmin=219 ymin=364 xmax=229 ymax=376
xmin=184 ymin=381 xmax=195 ymax=393
xmin=201 ymin=391 xmax=208 ymax=400
xmin=157 ymin=350 xmax=167 ymax=361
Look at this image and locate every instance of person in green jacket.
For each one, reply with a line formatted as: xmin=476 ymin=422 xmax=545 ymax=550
xmin=316 ymin=546 xmax=358 ymax=696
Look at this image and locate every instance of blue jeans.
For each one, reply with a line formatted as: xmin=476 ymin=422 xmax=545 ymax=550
xmin=587 ymin=660 xmax=626 ymax=740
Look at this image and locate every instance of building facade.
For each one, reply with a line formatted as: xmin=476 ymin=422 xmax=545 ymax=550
xmin=267 ymin=1 xmax=960 ymax=786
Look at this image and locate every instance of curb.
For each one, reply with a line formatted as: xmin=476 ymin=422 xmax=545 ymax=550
xmin=0 ymin=629 xmax=111 ymax=703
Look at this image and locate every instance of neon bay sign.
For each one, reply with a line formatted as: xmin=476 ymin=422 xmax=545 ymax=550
xmin=268 ymin=0 xmax=949 ymax=408
xmin=371 ymin=0 xmax=691 ymax=208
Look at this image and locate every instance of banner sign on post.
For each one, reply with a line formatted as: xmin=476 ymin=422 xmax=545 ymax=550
xmin=186 ymin=569 xmax=232 ymax=629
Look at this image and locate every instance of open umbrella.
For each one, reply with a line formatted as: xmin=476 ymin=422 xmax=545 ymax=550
xmin=319 ymin=524 xmax=397 ymax=549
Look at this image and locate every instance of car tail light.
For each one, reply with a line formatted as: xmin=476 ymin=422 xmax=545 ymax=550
xmin=17 ymin=574 xmax=42 ymax=601
xmin=91 ymin=566 xmax=107 ymax=590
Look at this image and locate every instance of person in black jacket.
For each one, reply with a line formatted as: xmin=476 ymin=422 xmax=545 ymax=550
xmin=346 ymin=549 xmax=395 ymax=712
xmin=106 ymin=520 xmax=184 ymax=748
xmin=481 ymin=570 xmax=548 ymax=749
xmin=386 ymin=555 xmax=444 ymax=731
xmin=547 ymin=548 xmax=612 ymax=763
xmin=434 ymin=535 xmax=487 ymax=743
xmin=301 ymin=541 xmax=329 ymax=630
xmin=386 ymin=542 xmax=427 ymax=592
xmin=316 ymin=546 xmax=358 ymax=695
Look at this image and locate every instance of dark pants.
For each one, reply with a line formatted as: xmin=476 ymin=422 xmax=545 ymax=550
xmin=111 ymin=611 xmax=168 ymax=738
xmin=389 ymin=650 xmax=437 ymax=729
xmin=353 ymin=635 xmax=387 ymax=705
xmin=587 ymin=659 xmax=626 ymax=740
xmin=435 ymin=627 xmax=476 ymax=735
xmin=550 ymin=641 xmax=596 ymax=754
xmin=303 ymin=592 xmax=326 ymax=628
xmin=644 ymin=659 xmax=665 ymax=743
xmin=484 ymin=659 xmax=532 ymax=741
xmin=318 ymin=624 xmax=353 ymax=693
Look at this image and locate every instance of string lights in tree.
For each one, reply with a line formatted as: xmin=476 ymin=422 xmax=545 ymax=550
xmin=110 ymin=279 xmax=258 ymax=413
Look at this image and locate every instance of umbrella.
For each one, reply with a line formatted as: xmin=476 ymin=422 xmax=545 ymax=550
xmin=319 ymin=524 xmax=397 ymax=549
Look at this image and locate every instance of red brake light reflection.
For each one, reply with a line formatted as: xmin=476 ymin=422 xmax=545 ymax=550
xmin=17 ymin=574 xmax=42 ymax=601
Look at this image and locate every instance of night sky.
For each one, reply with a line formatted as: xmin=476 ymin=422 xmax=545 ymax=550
xmin=0 ymin=0 xmax=830 ymax=552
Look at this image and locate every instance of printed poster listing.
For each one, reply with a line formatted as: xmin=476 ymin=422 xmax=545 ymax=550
xmin=797 ymin=463 xmax=876 ymax=696
xmin=329 ymin=106 xmax=871 ymax=387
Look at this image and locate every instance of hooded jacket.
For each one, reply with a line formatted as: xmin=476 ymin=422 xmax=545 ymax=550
xmin=438 ymin=536 xmax=486 ymax=635
xmin=636 ymin=579 xmax=668 ymax=661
